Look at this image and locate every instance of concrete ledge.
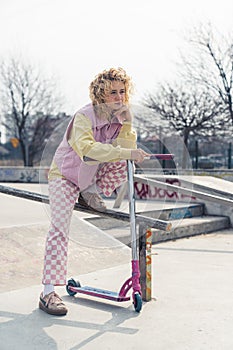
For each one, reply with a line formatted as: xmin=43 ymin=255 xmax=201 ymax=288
xmin=0 ymin=167 xmax=48 ymax=183
xmin=85 ymin=203 xmax=205 ymax=230
xmin=102 ymin=216 xmax=230 ymax=246
xmin=153 ymin=216 xmax=230 ymax=243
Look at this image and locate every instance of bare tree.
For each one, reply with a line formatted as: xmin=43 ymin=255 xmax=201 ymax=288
xmin=0 ymin=56 xmax=64 ymax=166
xmin=29 ymin=112 xmax=70 ymax=166
xmin=144 ymin=82 xmax=225 ymax=167
xmin=180 ymin=23 xmax=233 ymax=125
xmin=130 ymin=104 xmax=170 ymax=141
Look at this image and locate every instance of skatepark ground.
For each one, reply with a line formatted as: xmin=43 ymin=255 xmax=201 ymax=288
xmin=0 ymin=183 xmax=233 ymax=350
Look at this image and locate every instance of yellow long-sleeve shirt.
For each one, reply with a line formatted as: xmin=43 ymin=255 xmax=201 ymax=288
xmin=49 ymin=113 xmax=137 ymax=180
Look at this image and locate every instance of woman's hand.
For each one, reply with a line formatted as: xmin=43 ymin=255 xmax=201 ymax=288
xmin=112 ymin=105 xmax=132 ymax=122
xmin=131 ymin=149 xmax=150 ymax=163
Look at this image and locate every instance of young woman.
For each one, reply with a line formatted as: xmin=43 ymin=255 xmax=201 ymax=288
xmin=39 ymin=67 xmax=149 ymax=315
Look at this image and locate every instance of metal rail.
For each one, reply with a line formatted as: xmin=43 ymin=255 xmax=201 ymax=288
xmin=134 ymin=175 xmax=233 ymax=206
xmin=0 ymin=184 xmax=172 ymax=232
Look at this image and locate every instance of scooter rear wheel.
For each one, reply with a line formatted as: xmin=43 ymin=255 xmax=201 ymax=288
xmin=133 ymin=292 xmax=142 ymax=312
xmin=66 ymin=278 xmax=81 ymax=296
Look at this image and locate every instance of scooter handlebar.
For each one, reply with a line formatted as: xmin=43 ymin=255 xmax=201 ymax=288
xmin=145 ymin=153 xmax=174 ymax=160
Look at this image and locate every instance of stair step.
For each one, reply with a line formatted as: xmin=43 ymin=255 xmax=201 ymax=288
xmin=152 ymin=215 xmax=230 ymax=244
xmin=85 ymin=203 xmax=205 ymax=230
xmin=138 ymin=203 xmax=205 ymax=221
xmin=100 ymin=215 xmax=230 ymax=246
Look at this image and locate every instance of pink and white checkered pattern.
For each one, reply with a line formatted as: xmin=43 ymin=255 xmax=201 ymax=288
xmin=42 ymin=160 xmax=127 ymax=285
xmin=42 ymin=178 xmax=79 ymax=285
xmin=95 ymin=160 xmax=127 ymax=197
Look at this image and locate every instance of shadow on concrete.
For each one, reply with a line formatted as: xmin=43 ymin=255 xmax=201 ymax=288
xmin=0 ymin=297 xmax=139 ymax=350
xmin=64 ymin=296 xmax=140 ymax=349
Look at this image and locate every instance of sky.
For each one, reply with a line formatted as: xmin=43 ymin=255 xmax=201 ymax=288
xmin=0 ymin=0 xmax=233 ymax=115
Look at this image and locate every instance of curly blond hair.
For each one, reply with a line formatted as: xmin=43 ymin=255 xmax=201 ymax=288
xmin=89 ymin=67 xmax=133 ymax=105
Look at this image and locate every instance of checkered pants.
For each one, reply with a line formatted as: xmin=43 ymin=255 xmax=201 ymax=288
xmin=42 ymin=160 xmax=127 ymax=285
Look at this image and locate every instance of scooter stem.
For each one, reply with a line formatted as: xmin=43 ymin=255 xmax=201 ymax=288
xmin=127 ymin=159 xmax=138 ymax=261
xmin=127 ymin=160 xmax=142 ymax=295
xmin=131 ymin=260 xmax=141 ymax=294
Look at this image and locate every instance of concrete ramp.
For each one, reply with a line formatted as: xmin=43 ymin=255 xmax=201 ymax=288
xmin=0 ymin=219 xmax=131 ymax=293
xmin=189 ymin=175 xmax=233 ymax=193
xmin=0 ymin=185 xmax=130 ymax=293
xmin=160 ymin=175 xmax=233 ymax=198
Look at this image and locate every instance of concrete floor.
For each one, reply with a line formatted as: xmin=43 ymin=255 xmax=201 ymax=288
xmin=0 ymin=182 xmax=233 ymax=349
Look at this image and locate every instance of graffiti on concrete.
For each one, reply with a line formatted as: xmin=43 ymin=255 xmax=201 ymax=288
xmin=169 ymin=208 xmax=192 ymax=220
xmin=19 ymin=169 xmax=38 ymax=182
xmin=0 ymin=167 xmax=48 ymax=183
xmin=134 ymin=178 xmax=196 ymax=201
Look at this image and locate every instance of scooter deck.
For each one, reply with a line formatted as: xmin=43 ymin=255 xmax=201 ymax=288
xmin=68 ymin=285 xmax=131 ymax=302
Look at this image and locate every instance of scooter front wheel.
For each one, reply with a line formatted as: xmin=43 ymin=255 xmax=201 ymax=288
xmin=66 ymin=278 xmax=81 ymax=296
xmin=133 ymin=292 xmax=142 ymax=313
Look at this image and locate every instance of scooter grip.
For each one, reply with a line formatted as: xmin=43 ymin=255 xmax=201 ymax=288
xmin=146 ymin=154 xmax=174 ymax=160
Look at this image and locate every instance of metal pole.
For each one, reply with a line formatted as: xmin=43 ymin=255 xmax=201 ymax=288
xmin=139 ymin=224 xmax=152 ymax=301
xmin=228 ymin=142 xmax=232 ymax=169
xmin=127 ymin=159 xmax=138 ymax=261
xmin=25 ymin=138 xmax=29 ymax=167
xmin=195 ymin=140 xmax=198 ymax=169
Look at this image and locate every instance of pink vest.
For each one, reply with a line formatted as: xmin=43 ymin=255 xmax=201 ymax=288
xmin=53 ymin=103 xmax=123 ymax=190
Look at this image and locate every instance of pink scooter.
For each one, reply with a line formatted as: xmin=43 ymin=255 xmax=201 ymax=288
xmin=66 ymin=155 xmax=173 ymax=312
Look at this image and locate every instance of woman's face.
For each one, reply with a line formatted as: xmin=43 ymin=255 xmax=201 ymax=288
xmin=104 ymin=81 xmax=126 ymax=111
